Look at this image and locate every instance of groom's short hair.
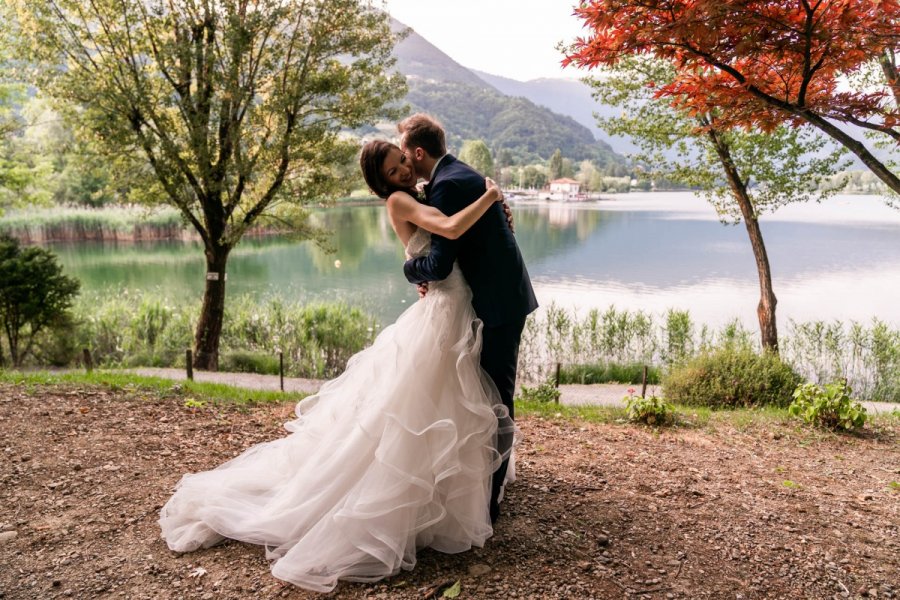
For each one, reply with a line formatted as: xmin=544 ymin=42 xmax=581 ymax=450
xmin=398 ymin=113 xmax=446 ymax=158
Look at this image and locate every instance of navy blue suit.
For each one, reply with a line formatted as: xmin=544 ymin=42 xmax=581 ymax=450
xmin=403 ymin=155 xmax=538 ymax=521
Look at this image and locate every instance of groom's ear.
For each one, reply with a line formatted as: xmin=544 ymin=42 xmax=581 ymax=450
xmin=414 ymin=147 xmax=426 ymax=162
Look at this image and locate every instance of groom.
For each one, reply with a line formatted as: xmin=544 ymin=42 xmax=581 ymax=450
xmin=398 ymin=114 xmax=538 ymax=523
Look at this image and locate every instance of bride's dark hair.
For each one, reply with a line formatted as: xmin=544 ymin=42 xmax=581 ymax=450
xmin=359 ymin=140 xmax=417 ymax=200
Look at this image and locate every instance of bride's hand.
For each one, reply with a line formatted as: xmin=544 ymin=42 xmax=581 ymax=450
xmin=485 ymin=177 xmax=503 ymax=202
xmin=503 ymin=200 xmax=515 ymax=233
xmin=485 ymin=177 xmax=514 ymax=232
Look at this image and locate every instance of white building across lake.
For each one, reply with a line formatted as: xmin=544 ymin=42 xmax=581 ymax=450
xmin=549 ymin=178 xmax=581 ymax=201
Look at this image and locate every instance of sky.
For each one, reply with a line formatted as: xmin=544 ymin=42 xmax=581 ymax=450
xmin=381 ymin=0 xmax=586 ymax=82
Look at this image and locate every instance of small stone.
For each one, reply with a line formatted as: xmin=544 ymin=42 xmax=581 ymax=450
xmin=0 ymin=531 xmax=18 ymax=543
xmin=596 ymin=534 xmax=610 ymax=546
xmin=868 ymin=589 xmax=879 ymax=598
xmin=467 ymin=563 xmax=492 ymax=577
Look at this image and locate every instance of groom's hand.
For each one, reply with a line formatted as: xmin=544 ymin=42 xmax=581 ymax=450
xmin=417 ymin=282 xmax=429 ymax=298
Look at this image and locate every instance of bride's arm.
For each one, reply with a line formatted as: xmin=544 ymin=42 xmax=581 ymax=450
xmin=386 ymin=179 xmax=502 ymax=240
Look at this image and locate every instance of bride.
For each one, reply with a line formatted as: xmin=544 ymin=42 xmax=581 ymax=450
xmin=159 ymin=139 xmax=514 ymax=592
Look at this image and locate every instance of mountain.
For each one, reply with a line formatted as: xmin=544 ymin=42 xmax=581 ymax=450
xmin=389 ymin=20 xmax=625 ymax=166
xmin=471 ymin=71 xmax=900 ymax=169
xmin=472 ymin=70 xmax=639 ymax=156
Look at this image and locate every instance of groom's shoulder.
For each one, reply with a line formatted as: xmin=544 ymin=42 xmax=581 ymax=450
xmin=437 ymin=156 xmax=482 ymax=183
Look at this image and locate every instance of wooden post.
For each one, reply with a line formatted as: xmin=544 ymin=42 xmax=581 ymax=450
xmin=82 ymin=348 xmax=93 ymax=373
xmin=186 ymin=349 xmax=193 ymax=381
xmin=279 ymin=351 xmax=284 ymax=392
xmin=641 ymin=365 xmax=648 ymax=399
xmin=554 ymin=362 xmax=561 ymax=404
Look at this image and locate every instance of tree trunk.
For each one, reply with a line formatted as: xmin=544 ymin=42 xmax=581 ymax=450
xmin=742 ymin=213 xmax=779 ymax=353
xmin=193 ymin=245 xmax=230 ymax=371
xmin=706 ymin=129 xmax=779 ymax=353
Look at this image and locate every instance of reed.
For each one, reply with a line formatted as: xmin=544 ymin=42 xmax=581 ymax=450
xmin=522 ymin=303 xmax=900 ymax=401
xmin=0 ymin=206 xmax=187 ymax=243
xmin=63 ymin=290 xmax=378 ymax=378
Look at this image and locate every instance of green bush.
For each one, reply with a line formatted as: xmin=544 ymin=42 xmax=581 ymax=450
xmin=220 ymin=350 xmax=281 ymax=375
xmin=624 ymin=393 xmax=674 ymax=426
xmin=517 ymin=379 xmax=561 ymax=404
xmin=663 ymin=348 xmax=802 ymax=409
xmin=0 ymin=235 xmax=80 ymax=367
xmin=788 ymin=381 xmax=867 ymax=431
xmin=558 ymin=362 xmax=660 ymax=385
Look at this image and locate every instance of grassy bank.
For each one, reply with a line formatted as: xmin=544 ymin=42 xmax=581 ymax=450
xmin=7 ymin=371 xmax=896 ymax=433
xmin=0 ymin=370 xmax=307 ymax=405
xmin=10 ymin=292 xmax=899 ymax=402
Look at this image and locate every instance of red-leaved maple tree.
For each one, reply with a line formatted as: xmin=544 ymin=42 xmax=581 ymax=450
xmin=565 ymin=0 xmax=900 ymax=195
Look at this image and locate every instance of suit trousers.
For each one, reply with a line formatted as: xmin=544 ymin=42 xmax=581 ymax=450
xmin=480 ymin=315 xmax=527 ymax=521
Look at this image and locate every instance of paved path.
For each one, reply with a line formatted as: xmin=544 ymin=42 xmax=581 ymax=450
xmin=129 ymin=368 xmax=898 ymax=414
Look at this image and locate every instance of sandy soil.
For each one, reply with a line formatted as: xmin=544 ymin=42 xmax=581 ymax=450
xmin=1 ymin=383 xmax=898 ymax=599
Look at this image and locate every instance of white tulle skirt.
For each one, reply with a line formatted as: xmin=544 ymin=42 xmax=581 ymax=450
xmin=159 ymin=262 xmax=513 ymax=592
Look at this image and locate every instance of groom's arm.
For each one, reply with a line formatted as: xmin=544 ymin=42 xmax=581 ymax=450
xmin=403 ymin=180 xmax=467 ymax=284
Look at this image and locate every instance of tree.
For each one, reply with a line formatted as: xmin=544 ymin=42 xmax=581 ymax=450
xmin=459 ymin=139 xmax=495 ymax=176
xmin=521 ymin=165 xmax=548 ymax=189
xmin=566 ymin=0 xmax=900 ymax=198
xmin=549 ymin=148 xmax=564 ymax=180
xmin=586 ymin=57 xmax=846 ymax=352
xmin=576 ymin=160 xmax=598 ymax=191
xmin=0 ymin=235 xmax=80 ymax=367
xmin=12 ymin=0 xmax=405 ymax=370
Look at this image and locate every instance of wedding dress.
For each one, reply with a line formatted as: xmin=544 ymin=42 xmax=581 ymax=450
xmin=159 ymin=228 xmax=513 ymax=592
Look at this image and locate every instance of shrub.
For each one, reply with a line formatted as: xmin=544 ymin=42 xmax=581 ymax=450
xmin=558 ymin=362 xmax=660 ymax=385
xmin=220 ymin=350 xmax=281 ymax=376
xmin=788 ymin=381 xmax=867 ymax=431
xmin=0 ymin=235 xmax=80 ymax=367
xmin=624 ymin=393 xmax=674 ymax=426
xmin=517 ymin=379 xmax=561 ymax=404
xmin=663 ymin=347 xmax=802 ymax=408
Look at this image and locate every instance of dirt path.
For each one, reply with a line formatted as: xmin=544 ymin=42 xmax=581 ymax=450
xmin=130 ymin=367 xmax=899 ymax=415
xmin=1 ymin=383 xmax=898 ymax=599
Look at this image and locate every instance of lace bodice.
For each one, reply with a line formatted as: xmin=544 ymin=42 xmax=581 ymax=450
xmin=405 ymin=228 xmax=431 ymax=259
xmin=403 ymin=227 xmax=467 ymax=295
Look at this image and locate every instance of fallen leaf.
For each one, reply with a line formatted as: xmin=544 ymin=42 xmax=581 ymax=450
xmin=442 ymin=580 xmax=461 ymax=598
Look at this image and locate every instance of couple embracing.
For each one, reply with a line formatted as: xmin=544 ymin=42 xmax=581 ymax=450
xmin=159 ymin=114 xmax=538 ymax=592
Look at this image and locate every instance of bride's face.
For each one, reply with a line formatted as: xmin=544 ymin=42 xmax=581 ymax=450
xmin=380 ymin=147 xmax=418 ymax=190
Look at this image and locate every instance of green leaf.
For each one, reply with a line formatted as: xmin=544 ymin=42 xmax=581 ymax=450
xmin=442 ymin=580 xmax=462 ymax=598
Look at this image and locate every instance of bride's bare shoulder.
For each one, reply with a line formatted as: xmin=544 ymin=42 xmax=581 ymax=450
xmin=386 ymin=190 xmax=416 ymax=207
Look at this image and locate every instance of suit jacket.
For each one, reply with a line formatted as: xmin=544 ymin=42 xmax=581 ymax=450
xmin=403 ymin=155 xmax=538 ymax=327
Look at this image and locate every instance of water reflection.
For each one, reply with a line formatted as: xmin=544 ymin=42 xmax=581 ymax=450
xmin=52 ymin=194 xmax=900 ymax=327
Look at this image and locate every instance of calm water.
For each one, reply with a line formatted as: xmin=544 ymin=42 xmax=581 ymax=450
xmin=52 ymin=192 xmax=900 ymax=328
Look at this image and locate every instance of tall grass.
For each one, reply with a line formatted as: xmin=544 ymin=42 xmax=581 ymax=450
xmin=522 ymin=303 xmax=899 ymax=401
xmin=48 ymin=290 xmax=378 ymax=378
xmin=0 ymin=206 xmax=187 ymax=242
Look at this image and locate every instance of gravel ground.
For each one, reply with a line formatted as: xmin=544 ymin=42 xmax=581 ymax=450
xmin=2 ymin=383 xmax=898 ymax=599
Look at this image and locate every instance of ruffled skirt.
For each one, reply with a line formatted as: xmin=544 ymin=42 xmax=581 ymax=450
xmin=159 ymin=271 xmax=512 ymax=592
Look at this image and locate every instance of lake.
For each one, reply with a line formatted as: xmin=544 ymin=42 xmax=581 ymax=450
xmin=52 ymin=192 xmax=900 ymax=329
